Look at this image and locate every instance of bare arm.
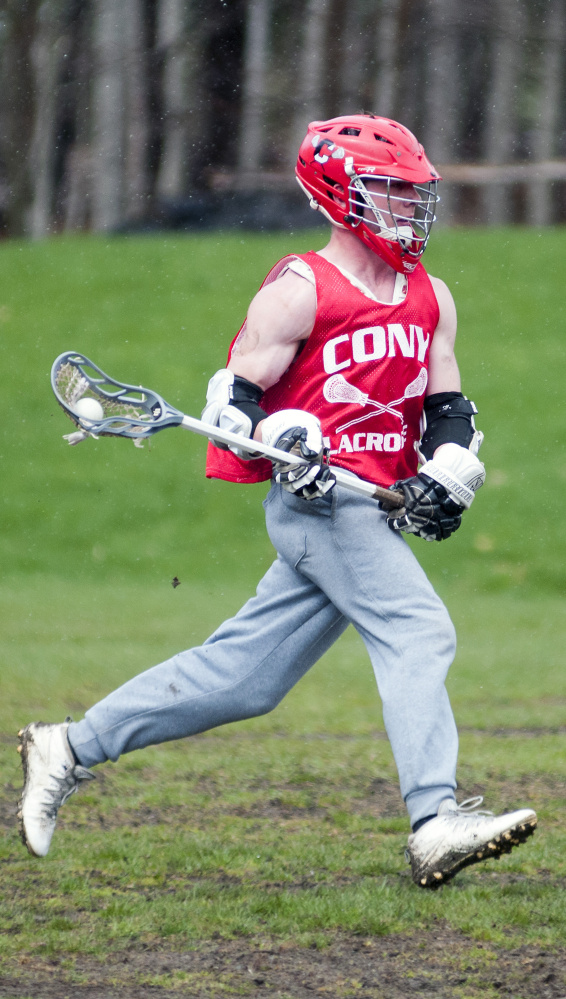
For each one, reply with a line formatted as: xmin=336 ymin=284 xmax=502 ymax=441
xmin=426 ymin=275 xmax=461 ymax=395
xmin=228 ymin=270 xmax=316 ymax=390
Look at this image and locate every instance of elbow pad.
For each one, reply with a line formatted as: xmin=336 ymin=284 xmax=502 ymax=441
xmin=229 ymin=374 xmax=268 ymax=435
xmin=202 ymin=369 xmax=267 ymax=437
xmin=201 ymin=369 xmax=267 ymax=456
xmin=419 ymin=392 xmax=483 ymax=462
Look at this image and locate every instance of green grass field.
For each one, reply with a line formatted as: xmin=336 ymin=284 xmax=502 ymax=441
xmin=1 ymin=229 xmax=566 ymax=998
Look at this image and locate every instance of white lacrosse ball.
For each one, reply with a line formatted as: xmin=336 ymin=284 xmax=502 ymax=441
xmin=73 ymin=397 xmax=104 ymax=424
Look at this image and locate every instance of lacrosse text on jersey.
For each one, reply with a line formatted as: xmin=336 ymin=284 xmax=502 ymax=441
xmin=206 ymin=251 xmax=440 ymax=488
xmin=324 ymin=432 xmax=404 ymax=455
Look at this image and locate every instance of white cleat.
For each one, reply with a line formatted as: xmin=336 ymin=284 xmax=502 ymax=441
xmin=407 ymin=796 xmax=537 ymax=889
xmin=17 ymin=720 xmax=95 ymax=857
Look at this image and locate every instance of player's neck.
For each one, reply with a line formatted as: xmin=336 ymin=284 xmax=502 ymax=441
xmin=317 ymin=228 xmax=399 ymax=303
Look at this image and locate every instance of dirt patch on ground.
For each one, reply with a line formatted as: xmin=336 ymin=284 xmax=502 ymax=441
xmin=1 ymin=928 xmax=565 ymax=998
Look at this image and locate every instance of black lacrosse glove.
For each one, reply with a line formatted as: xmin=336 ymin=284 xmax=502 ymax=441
xmin=273 ymin=427 xmax=336 ymax=500
xmin=381 ymin=472 xmax=463 ymax=542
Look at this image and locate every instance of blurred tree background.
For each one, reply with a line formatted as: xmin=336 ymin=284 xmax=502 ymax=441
xmin=1 ymin=0 xmax=565 ymax=238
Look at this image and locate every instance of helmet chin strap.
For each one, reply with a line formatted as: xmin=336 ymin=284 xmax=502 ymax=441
xmin=397 ymin=224 xmax=416 ymax=249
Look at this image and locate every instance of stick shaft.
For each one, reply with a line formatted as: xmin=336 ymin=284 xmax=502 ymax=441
xmin=180 ymin=414 xmax=403 ymax=508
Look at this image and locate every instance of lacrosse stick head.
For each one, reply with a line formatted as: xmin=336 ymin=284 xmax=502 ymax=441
xmin=323 ymin=374 xmax=368 ymax=405
xmin=51 ymin=352 xmax=184 ymax=440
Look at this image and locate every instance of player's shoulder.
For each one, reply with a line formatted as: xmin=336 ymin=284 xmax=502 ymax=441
xmin=246 ymin=257 xmax=317 ymax=342
xmin=424 ymin=272 xmax=457 ymax=336
xmin=252 ymin=259 xmax=317 ymax=309
xmin=425 ymin=272 xmax=455 ymax=308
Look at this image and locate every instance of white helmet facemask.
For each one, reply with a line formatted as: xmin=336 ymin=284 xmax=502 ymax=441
xmin=347 ymin=174 xmax=439 ymax=256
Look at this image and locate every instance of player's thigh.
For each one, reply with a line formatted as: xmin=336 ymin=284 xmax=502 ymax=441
xmin=266 ymin=482 xmax=453 ymax=646
xmin=202 ymin=553 xmax=348 ymax=690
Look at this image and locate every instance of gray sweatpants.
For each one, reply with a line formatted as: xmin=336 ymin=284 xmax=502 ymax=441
xmin=68 ymin=480 xmax=458 ymax=825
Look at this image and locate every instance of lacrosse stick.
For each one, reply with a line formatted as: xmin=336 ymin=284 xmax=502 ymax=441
xmin=323 ymin=368 xmax=428 ymax=433
xmin=51 ymin=352 xmax=404 ymax=508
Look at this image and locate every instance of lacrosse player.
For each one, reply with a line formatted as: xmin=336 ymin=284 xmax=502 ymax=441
xmin=18 ymin=114 xmax=536 ymax=888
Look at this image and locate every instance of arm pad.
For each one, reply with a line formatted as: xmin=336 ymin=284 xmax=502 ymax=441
xmin=420 ymin=392 xmax=481 ymax=461
xmin=230 ymin=375 xmax=268 ymax=435
xmin=202 ymin=368 xmax=267 ymax=436
xmin=201 ymin=368 xmax=267 ymax=457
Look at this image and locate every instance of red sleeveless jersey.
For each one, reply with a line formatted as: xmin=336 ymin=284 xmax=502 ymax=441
xmin=205 ymin=251 xmax=440 ymax=488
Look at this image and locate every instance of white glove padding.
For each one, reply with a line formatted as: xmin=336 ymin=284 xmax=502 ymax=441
xmin=201 ymin=368 xmax=255 ymax=458
xmin=419 ymin=442 xmax=485 ymax=509
xmin=261 ymin=410 xmax=335 ymax=500
xmin=261 ymin=409 xmax=324 ymax=453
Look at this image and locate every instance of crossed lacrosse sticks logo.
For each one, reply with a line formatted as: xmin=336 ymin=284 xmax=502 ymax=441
xmin=323 ymin=367 xmax=427 ymax=434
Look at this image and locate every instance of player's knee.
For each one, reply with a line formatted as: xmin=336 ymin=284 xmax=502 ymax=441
xmin=440 ymin=607 xmax=457 ymax=654
xmin=414 ymin=601 xmax=456 ymax=669
xmin=253 ymin=692 xmax=283 ymax=717
xmin=238 ymin=687 xmax=283 ymax=718
xmin=432 ymin=605 xmax=457 ymax=665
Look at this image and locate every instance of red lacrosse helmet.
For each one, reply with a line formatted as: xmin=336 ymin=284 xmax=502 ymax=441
xmin=295 ymin=114 xmax=441 ymax=273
